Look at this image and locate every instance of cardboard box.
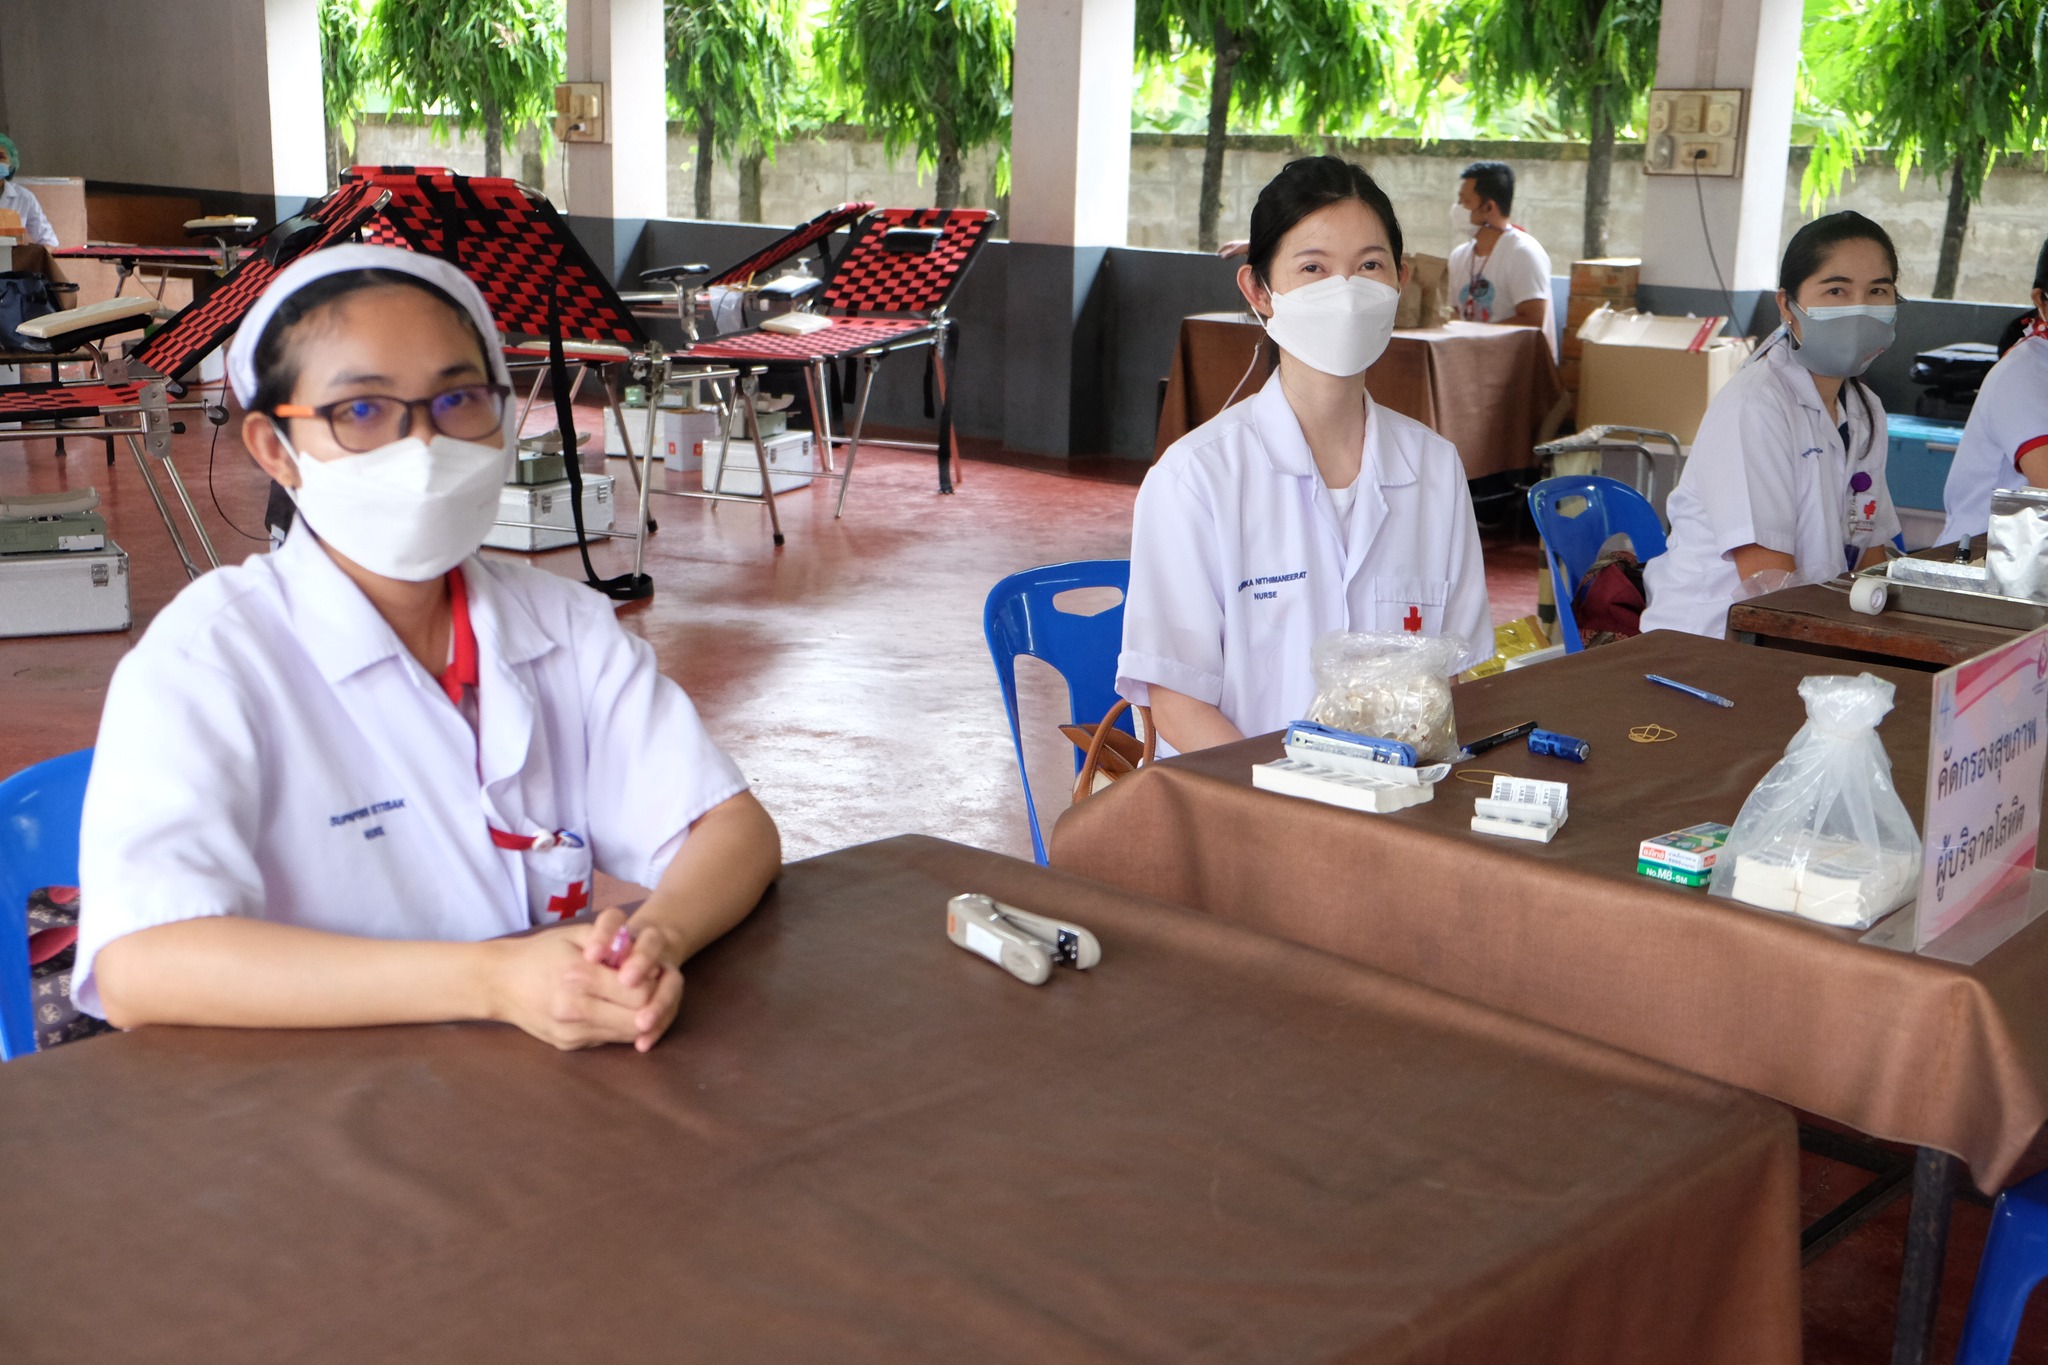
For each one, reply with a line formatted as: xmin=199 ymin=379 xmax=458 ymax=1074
xmin=1558 ymin=355 xmax=1581 ymax=390
xmin=700 ymin=431 xmax=817 ymax=496
xmin=1576 ymin=307 xmax=1750 ymax=444
xmin=0 ymin=542 xmax=130 ymax=637
xmin=484 ymin=476 xmax=614 ymax=552
xmin=1569 ymin=257 xmax=1641 ymax=299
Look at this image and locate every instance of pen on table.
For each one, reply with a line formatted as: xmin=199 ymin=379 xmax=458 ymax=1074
xmin=1462 ymin=720 xmax=1538 ymax=756
xmin=1645 ymin=673 xmax=1735 ymax=708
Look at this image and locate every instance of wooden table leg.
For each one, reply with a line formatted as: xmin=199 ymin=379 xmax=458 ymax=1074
xmin=1891 ymin=1146 xmax=1959 ymax=1365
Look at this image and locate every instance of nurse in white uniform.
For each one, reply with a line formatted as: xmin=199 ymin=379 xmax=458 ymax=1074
xmin=1939 ymin=236 xmax=2048 ymax=542
xmin=74 ymin=245 xmax=781 ymax=1051
xmin=1119 ymin=155 xmax=1491 ymax=754
xmin=1642 ymin=212 xmax=1902 ymax=638
xmin=0 ymin=134 xmax=60 ymax=248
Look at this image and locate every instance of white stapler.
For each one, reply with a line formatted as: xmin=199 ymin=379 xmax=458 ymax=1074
xmin=945 ymin=893 xmax=1102 ymax=985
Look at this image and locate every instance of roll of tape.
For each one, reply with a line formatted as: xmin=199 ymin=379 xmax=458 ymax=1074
xmin=1849 ymin=577 xmax=1888 ymax=615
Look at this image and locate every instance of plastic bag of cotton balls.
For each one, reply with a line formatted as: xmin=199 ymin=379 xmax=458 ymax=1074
xmin=1306 ymin=631 xmax=1464 ymax=763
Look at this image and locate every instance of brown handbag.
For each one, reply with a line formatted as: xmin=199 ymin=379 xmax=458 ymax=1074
xmin=1057 ymin=699 xmax=1156 ymax=803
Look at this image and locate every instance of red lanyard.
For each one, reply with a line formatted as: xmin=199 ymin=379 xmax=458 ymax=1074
xmin=2027 ymin=315 xmax=2048 ymax=343
xmin=435 ymin=567 xmax=568 ymax=854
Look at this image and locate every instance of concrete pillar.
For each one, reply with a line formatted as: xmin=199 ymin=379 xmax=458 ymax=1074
xmin=1638 ymin=0 xmax=1801 ymax=327
xmin=264 ymin=0 xmax=328 ymax=197
xmin=562 ymin=0 xmax=667 ymax=276
xmin=1003 ymin=0 xmax=1135 ymax=457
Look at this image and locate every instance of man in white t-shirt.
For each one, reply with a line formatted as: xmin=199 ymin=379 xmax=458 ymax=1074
xmin=1447 ymin=161 xmax=1554 ymax=353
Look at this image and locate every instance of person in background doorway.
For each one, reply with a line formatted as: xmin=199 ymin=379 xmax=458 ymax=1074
xmin=1119 ymin=156 xmax=1491 ymax=756
xmin=1448 ymin=160 xmax=1552 ymax=349
xmin=0 ymin=134 xmax=61 ymax=248
xmin=1642 ymin=212 xmax=1902 ymax=637
xmin=1938 ymin=234 xmax=2048 ymax=543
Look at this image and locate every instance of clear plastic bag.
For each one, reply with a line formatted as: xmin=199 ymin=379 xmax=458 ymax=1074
xmin=1305 ymin=632 xmax=1462 ymax=763
xmin=1709 ymin=673 xmax=1921 ymax=929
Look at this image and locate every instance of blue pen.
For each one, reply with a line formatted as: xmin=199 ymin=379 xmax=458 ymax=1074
xmin=1645 ymin=673 xmax=1735 ymax=708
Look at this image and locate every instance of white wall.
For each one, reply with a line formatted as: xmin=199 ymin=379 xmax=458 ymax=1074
xmin=2 ymin=0 xmax=324 ymax=197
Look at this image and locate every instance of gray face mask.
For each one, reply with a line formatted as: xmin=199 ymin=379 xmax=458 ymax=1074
xmin=1787 ymin=302 xmax=1897 ymax=378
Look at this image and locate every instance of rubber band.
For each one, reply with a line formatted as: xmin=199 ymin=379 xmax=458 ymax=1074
xmin=1629 ymin=724 xmax=1678 ymax=744
xmin=1454 ymin=768 xmax=1517 ymax=787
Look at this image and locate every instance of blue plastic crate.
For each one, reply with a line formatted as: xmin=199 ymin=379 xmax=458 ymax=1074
xmin=1886 ymin=414 xmax=1965 ymax=511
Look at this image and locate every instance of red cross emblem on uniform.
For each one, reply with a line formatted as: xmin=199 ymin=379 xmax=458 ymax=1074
xmin=1863 ymin=499 xmax=1877 ymax=518
xmin=546 ymin=881 xmax=589 ymax=920
xmin=1403 ymin=606 xmax=1422 ymax=632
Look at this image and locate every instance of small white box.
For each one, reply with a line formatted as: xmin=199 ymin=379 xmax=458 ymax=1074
xmin=0 ymin=542 xmax=131 ymax=637
xmin=660 ymin=408 xmax=731 ymax=473
xmin=485 ymin=476 xmax=614 ymax=552
xmin=700 ymin=431 xmax=816 ymax=496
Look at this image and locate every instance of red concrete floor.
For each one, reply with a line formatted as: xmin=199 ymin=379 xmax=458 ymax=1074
xmin=4 ymin=404 xmax=2045 ymax=1362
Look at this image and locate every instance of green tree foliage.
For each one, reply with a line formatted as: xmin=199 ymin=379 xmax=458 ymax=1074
xmin=1429 ymin=0 xmax=1659 ymax=259
xmin=1136 ymin=0 xmax=1396 ymax=252
xmin=817 ymin=0 xmax=1014 ymax=210
xmin=321 ymin=0 xmax=375 ymax=188
xmin=667 ymin=0 xmax=803 ymax=221
xmin=1803 ymin=0 xmax=2048 ymax=298
xmin=372 ymin=0 xmax=564 ymax=179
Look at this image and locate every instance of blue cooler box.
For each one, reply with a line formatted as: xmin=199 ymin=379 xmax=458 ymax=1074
xmin=1886 ymin=414 xmax=1965 ymax=510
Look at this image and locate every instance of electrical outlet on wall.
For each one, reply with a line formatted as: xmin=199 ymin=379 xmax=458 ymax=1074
xmin=1644 ymin=89 xmax=1745 ymax=178
xmin=554 ymin=83 xmax=605 ymax=144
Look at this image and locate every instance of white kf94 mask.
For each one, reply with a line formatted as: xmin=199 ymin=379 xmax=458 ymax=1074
xmin=1261 ymin=273 xmax=1403 ymax=377
xmin=284 ymin=428 xmax=511 ymax=581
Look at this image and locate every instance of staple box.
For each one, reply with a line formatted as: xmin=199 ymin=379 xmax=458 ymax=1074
xmin=699 ymin=431 xmax=817 ymax=496
xmin=1577 ymin=308 xmax=1750 ymax=444
xmin=484 ymin=475 xmax=614 ymax=553
xmin=1637 ymin=859 xmax=1712 ymax=888
xmin=1638 ymin=821 xmax=1732 ymax=874
xmin=0 ymin=542 xmax=130 ymax=637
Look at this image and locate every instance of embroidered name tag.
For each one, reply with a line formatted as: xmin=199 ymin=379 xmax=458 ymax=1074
xmin=1238 ymin=570 xmax=1307 ymax=601
xmin=330 ymin=798 xmax=407 ymax=841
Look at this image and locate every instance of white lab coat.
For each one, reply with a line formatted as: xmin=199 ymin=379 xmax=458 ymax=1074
xmin=0 ymin=180 xmax=58 ymax=248
xmin=1118 ymin=372 xmax=1492 ymax=751
xmin=1938 ymin=330 xmax=2048 ymax=542
xmin=73 ymin=526 xmax=748 ymax=1017
xmin=1642 ymin=336 xmax=1898 ymax=639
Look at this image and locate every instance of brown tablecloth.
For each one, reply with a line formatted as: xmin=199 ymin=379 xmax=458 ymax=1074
xmin=1153 ymin=312 xmax=1564 ymax=478
xmin=1052 ymin=633 xmax=2048 ymax=1192
xmin=0 ymin=836 xmax=1796 ymax=1364
xmin=1730 ymin=581 xmax=2022 ymax=669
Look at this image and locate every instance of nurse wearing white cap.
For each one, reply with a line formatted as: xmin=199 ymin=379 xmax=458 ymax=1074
xmin=1118 ymin=156 xmax=1491 ymax=755
xmin=74 ymin=244 xmax=781 ymax=1051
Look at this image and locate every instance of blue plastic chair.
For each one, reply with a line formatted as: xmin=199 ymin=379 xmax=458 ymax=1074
xmin=1526 ymin=475 xmax=1669 ymax=654
xmin=984 ymin=561 xmax=1132 ymax=865
xmin=1955 ymin=1170 xmax=2048 ymax=1363
xmin=0 ymin=748 xmax=94 ymax=1060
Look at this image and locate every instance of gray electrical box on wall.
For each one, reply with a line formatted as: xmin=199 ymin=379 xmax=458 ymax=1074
xmin=1644 ymin=89 xmax=1746 ymax=177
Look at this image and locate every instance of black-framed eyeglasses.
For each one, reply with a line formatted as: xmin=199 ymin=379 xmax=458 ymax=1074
xmin=273 ymin=383 xmax=511 ymax=453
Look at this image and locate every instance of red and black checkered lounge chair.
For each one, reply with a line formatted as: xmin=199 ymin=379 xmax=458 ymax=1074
xmin=676 ymin=206 xmax=997 ymax=514
xmin=633 ymin=201 xmax=876 ymax=338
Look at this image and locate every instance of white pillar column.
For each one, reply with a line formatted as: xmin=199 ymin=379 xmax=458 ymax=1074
xmin=1639 ymin=0 xmax=1800 ymax=315
xmin=1010 ymin=0 xmax=1134 ymax=248
xmin=262 ymin=0 xmax=327 ymax=196
xmin=1004 ymin=0 xmax=1135 ymax=456
xmin=562 ymin=0 xmax=667 ymax=221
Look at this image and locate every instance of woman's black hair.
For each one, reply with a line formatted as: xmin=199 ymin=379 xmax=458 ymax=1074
xmin=1779 ymin=211 xmax=1901 ymax=297
xmin=248 ymin=268 xmax=487 ymax=413
xmin=1245 ymin=156 xmax=1404 ymax=286
xmin=2034 ymin=233 xmax=2048 ymax=293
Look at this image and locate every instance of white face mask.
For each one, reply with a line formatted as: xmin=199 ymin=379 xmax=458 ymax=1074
xmin=282 ymin=426 xmax=510 ymax=581
xmin=1261 ymin=273 xmax=1403 ymax=377
xmin=1449 ymin=201 xmax=1478 ymax=238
